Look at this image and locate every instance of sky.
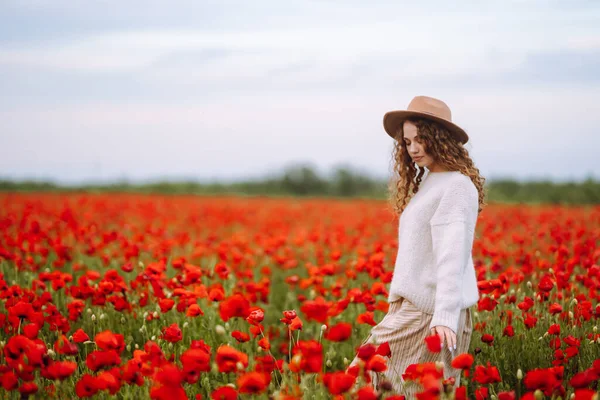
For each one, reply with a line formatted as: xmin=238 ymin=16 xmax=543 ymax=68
xmin=1 ymin=0 xmax=599 ymax=184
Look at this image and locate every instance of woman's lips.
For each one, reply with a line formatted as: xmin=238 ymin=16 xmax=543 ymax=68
xmin=413 ymin=156 xmax=423 ymax=161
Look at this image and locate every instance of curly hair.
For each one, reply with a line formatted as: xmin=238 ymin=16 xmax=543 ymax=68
xmin=386 ymin=117 xmax=487 ymax=218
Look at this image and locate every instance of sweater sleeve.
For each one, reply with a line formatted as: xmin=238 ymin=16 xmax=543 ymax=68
xmin=428 ymin=178 xmax=478 ymax=334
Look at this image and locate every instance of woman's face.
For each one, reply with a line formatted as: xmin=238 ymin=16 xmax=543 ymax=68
xmin=402 ymin=120 xmax=439 ymax=171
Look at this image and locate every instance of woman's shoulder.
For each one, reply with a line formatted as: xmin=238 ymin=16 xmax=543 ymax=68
xmin=437 ymin=173 xmax=478 ymax=210
xmin=445 ymin=172 xmax=477 ymax=194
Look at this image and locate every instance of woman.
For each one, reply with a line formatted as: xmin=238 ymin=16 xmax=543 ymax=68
xmin=348 ymin=95 xmax=486 ymax=397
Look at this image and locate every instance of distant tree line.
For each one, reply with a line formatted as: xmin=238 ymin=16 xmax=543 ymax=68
xmin=1 ymin=164 xmax=599 ymax=204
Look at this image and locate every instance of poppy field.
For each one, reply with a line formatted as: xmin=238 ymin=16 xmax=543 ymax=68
xmin=0 ymin=192 xmax=599 ymax=399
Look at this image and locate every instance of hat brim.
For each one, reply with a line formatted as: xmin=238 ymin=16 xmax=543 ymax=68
xmin=383 ymin=110 xmax=469 ymax=144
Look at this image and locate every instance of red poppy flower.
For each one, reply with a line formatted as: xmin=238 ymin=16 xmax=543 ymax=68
xmin=158 ymin=298 xmax=175 ymax=313
xmin=231 ymin=330 xmax=250 ymax=343
xmin=161 ymin=324 xmax=182 ymax=343
xmin=549 ymin=303 xmax=563 ymax=314
xmin=478 ymin=296 xmax=499 ymax=312
xmin=357 ymin=312 xmax=377 ymax=326
xmin=215 ymin=345 xmax=249 ymax=373
xmin=538 ymin=275 xmax=554 ymax=292
xmin=523 ymin=366 xmax=564 ymax=396
xmin=497 ymin=391 xmax=516 ymax=400
xmin=473 ymin=363 xmax=502 ymax=384
xmin=246 ymin=308 xmax=265 ymax=325
xmin=237 ymin=371 xmax=270 ymax=394
xmin=54 ymin=335 xmax=78 ymax=355
xmin=475 ymin=386 xmax=489 ymax=400
xmin=481 ymin=334 xmax=494 ymax=345
xmin=185 ymin=303 xmax=202 ymax=317
xmin=75 ymin=374 xmax=103 ymax=398
xmin=289 ymin=316 xmax=303 ymax=331
xmin=86 ymin=350 xmax=121 ymax=372
xmin=43 ymin=361 xmax=77 ymax=381
xmin=73 ymin=328 xmax=91 ymax=343
xmin=95 ymin=331 xmax=125 ymax=353
xmin=425 ymin=334 xmax=442 ymax=353
xmin=180 ymin=348 xmax=211 ymax=383
xmin=211 ymin=386 xmax=238 ymax=400
xmin=503 ymin=325 xmax=514 ymax=337
xmin=258 ymin=337 xmax=270 ymax=350
xmin=323 ymin=371 xmax=356 ymax=395
xmin=376 ymin=342 xmax=391 ymax=358
xmin=548 ymin=324 xmax=561 ymax=335
xmin=365 ymin=354 xmax=387 ymax=372
xmin=18 ymin=382 xmax=38 ymax=396
xmin=300 ymin=297 xmax=332 ymax=324
xmin=451 ymin=353 xmax=474 ymax=370
xmin=356 ymin=343 xmax=376 ymax=361
xmin=356 ymin=386 xmax=378 ymax=400
xmin=324 ymin=322 xmax=352 ymax=342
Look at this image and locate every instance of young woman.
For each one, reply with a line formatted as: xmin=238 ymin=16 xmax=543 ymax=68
xmin=348 ymin=95 xmax=487 ymax=397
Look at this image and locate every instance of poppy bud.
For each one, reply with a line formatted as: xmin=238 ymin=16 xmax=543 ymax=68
xmin=379 ymin=380 xmax=393 ymax=391
xmin=517 ymin=369 xmax=523 ymax=380
xmin=474 ymin=347 xmax=482 ymax=355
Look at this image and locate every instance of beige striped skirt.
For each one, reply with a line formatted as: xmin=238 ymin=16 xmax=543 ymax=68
xmin=348 ymin=296 xmax=473 ymax=398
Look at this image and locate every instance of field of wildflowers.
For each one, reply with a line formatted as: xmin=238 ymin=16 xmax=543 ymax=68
xmin=0 ymin=193 xmax=599 ymax=399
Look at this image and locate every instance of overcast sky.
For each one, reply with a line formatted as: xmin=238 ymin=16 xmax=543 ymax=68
xmin=1 ymin=0 xmax=599 ymax=184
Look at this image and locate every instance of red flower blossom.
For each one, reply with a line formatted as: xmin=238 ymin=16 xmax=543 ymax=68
xmin=323 ymin=371 xmax=356 ymax=395
xmin=300 ymin=297 xmax=332 ymax=324
xmin=180 ymin=348 xmax=211 ymax=384
xmin=548 ymin=324 xmax=561 ymax=335
xmin=72 ymin=328 xmax=90 ymax=343
xmin=215 ymin=345 xmax=249 ymax=373
xmin=549 ymin=303 xmax=563 ymax=314
xmin=324 ymin=322 xmax=352 ymax=342
xmin=86 ymin=350 xmax=121 ymax=372
xmin=211 ymin=386 xmax=238 ymax=400
xmin=186 ymin=304 xmax=204 ymax=317
xmin=75 ymin=374 xmax=103 ymax=398
xmin=451 ymin=353 xmax=474 ymax=370
xmin=246 ymin=308 xmax=265 ymax=325
xmin=376 ymin=342 xmax=391 ymax=358
xmin=424 ymin=334 xmax=442 ymax=353
xmin=95 ymin=331 xmax=125 ymax=353
xmin=231 ymin=330 xmax=250 ymax=343
xmin=161 ymin=324 xmax=182 ymax=343
xmin=258 ymin=337 xmax=270 ymax=350
xmin=497 ymin=392 xmax=516 ymax=400
xmin=523 ymin=366 xmax=564 ymax=397
xmin=237 ymin=371 xmax=270 ymax=394
xmin=219 ymin=294 xmax=251 ymax=322
xmin=158 ymin=298 xmax=175 ymax=313
xmin=43 ymin=361 xmax=77 ymax=381
xmin=473 ymin=363 xmax=502 ymax=384
xmin=481 ymin=334 xmax=494 ymax=345
xmin=503 ymin=325 xmax=514 ymax=337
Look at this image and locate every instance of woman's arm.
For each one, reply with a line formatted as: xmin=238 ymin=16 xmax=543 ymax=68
xmin=429 ymin=177 xmax=479 ymax=335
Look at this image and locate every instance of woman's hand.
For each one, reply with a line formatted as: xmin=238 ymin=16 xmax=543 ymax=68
xmin=430 ymin=325 xmax=456 ymax=352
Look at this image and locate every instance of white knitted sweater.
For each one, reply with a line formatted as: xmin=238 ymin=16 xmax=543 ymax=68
xmin=388 ymin=170 xmax=480 ymax=334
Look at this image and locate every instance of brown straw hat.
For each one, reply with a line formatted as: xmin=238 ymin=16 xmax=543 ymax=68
xmin=383 ymin=95 xmax=469 ymax=144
